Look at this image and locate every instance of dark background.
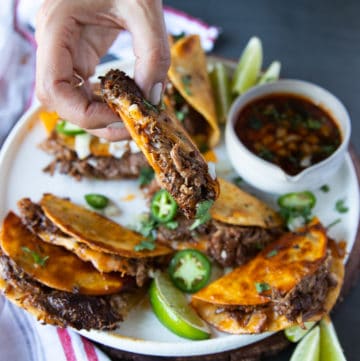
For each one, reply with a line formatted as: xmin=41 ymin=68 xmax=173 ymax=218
xmin=164 ymin=0 xmax=360 ymax=360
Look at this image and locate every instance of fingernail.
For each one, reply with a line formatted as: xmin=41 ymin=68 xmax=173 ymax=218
xmin=107 ymin=122 xmax=125 ymax=129
xmin=149 ymin=82 xmax=163 ymax=105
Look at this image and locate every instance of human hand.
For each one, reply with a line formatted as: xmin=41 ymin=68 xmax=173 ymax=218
xmin=35 ymin=0 xmax=170 ymax=141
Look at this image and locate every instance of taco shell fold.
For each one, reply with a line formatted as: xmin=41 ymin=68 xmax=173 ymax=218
xmin=168 ymin=35 xmax=220 ymax=148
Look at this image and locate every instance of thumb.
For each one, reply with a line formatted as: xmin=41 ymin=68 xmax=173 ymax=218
xmin=124 ymin=0 xmax=170 ymax=104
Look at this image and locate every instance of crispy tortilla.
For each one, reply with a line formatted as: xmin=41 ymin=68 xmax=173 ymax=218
xmin=0 ymin=212 xmax=128 ymax=295
xmin=192 ymin=221 xmax=344 ymax=333
xmin=168 ymin=35 xmax=220 ymax=148
xmin=40 ymin=194 xmax=172 ymax=258
xmin=211 ymin=178 xmax=283 ymax=228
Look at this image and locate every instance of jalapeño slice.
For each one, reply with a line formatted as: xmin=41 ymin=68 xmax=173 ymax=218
xmin=150 ymin=190 xmax=178 ymax=223
xmin=278 ymin=191 xmax=316 ymax=210
xmin=168 ymin=249 xmax=211 ymax=293
xmin=84 ymin=194 xmax=109 ymax=210
xmin=56 ymin=120 xmax=86 ymax=135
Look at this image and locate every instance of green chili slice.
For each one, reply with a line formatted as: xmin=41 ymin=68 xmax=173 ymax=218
xmin=56 ymin=120 xmax=86 ymax=135
xmin=84 ymin=194 xmax=109 ymax=210
xmin=150 ymin=190 xmax=178 ymax=223
xmin=168 ymin=249 xmax=211 ymax=293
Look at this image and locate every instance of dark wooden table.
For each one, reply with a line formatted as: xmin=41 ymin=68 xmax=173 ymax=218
xmin=163 ymin=1 xmax=360 ymax=360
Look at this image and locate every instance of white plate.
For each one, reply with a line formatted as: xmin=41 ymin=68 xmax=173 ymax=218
xmin=0 ymin=59 xmax=359 ymax=357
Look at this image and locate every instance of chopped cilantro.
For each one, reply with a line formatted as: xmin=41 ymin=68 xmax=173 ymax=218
xmin=255 ymin=282 xmax=271 ymax=293
xmin=306 ymin=118 xmax=322 ymax=129
xmin=143 ymin=99 xmax=158 ymax=113
xmin=22 ymin=246 xmax=49 ymax=267
xmin=175 ymin=110 xmax=186 ymax=122
xmin=258 ymin=147 xmax=274 ymax=161
xmin=173 ymin=32 xmax=186 ymax=41
xmin=139 ymin=167 xmax=155 ymax=186
xmin=181 ymin=75 xmax=192 ymax=95
xmin=335 ymin=199 xmax=349 ymax=213
xmin=249 ymin=117 xmax=263 ymax=130
xmin=320 ymin=184 xmax=330 ymax=193
xmin=266 ymin=249 xmax=278 ymax=258
xmin=134 ymin=240 xmax=156 ymax=251
xmin=163 ymin=220 xmax=179 ymax=230
xmin=326 ymin=218 xmax=341 ymax=230
xmin=233 ymin=176 xmax=243 ymax=187
xmin=189 ymin=200 xmax=214 ymax=231
xmin=321 ymin=145 xmax=336 ymax=155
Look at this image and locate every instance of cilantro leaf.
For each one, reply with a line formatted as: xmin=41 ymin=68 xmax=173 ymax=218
xmin=181 ymin=75 xmax=192 ymax=95
xmin=134 ymin=240 xmax=156 ymax=251
xmin=139 ymin=167 xmax=155 ymax=186
xmin=266 ymin=249 xmax=278 ymax=258
xmin=22 ymin=246 xmax=49 ymax=267
xmin=335 ymin=199 xmax=349 ymax=213
xmin=320 ymin=184 xmax=330 ymax=193
xmin=189 ymin=200 xmax=214 ymax=231
xmin=255 ymin=282 xmax=271 ymax=293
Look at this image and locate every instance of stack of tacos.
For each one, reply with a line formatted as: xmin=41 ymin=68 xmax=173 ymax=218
xmin=0 ymin=194 xmax=172 ymax=330
xmin=191 ymin=219 xmax=344 ymax=333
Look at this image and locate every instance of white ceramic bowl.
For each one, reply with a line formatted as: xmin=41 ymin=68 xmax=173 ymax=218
xmin=225 ymin=79 xmax=351 ymax=194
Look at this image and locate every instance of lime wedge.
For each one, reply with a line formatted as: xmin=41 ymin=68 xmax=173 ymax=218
xmin=290 ymin=325 xmax=320 ymax=361
xmin=209 ymin=62 xmax=232 ymax=124
xmin=319 ymin=317 xmax=346 ymax=361
xmin=232 ymin=36 xmax=263 ymax=95
xmin=285 ymin=322 xmax=317 ymax=343
xmin=257 ymin=60 xmax=281 ymax=85
xmin=149 ymin=272 xmax=210 ymax=340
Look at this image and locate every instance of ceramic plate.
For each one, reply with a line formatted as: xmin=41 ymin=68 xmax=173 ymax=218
xmin=0 ymin=59 xmax=358 ymax=357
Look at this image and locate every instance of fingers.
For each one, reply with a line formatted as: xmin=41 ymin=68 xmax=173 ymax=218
xmin=35 ymin=1 xmax=121 ymax=130
xmin=88 ymin=125 xmax=131 ymax=142
xmin=122 ymin=0 xmax=170 ymax=103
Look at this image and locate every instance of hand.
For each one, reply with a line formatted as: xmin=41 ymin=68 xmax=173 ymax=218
xmin=35 ymin=0 xmax=170 ymax=141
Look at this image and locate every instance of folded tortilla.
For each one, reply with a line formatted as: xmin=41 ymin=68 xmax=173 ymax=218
xmin=191 ymin=220 xmax=344 ymax=333
xmin=167 ymin=35 xmax=220 ymax=149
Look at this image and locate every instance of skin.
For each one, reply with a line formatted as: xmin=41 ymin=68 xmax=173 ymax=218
xmin=35 ymin=0 xmax=170 ymax=141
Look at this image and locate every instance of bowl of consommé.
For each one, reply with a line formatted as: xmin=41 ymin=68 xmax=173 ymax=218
xmin=225 ymin=79 xmax=351 ymax=194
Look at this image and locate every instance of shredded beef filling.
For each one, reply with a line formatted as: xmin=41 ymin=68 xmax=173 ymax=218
xmin=0 ymin=253 xmax=127 ymax=330
xmin=17 ymin=198 xmax=167 ymax=287
xmin=39 ymin=131 xmax=148 ymax=180
xmin=156 ymin=215 xmax=283 ymax=267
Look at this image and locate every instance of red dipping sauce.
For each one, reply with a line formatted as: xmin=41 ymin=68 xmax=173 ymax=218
xmin=234 ymin=93 xmax=342 ymax=175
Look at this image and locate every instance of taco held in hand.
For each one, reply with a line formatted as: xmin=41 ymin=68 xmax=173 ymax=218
xmin=101 ymin=70 xmax=219 ymax=219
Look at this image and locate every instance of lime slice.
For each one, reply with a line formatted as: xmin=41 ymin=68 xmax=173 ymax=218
xmin=232 ymin=36 xmax=263 ymax=95
xmin=257 ymin=61 xmax=281 ymax=85
xmin=290 ymin=326 xmax=320 ymax=361
xmin=319 ymin=317 xmax=346 ymax=361
xmin=285 ymin=322 xmax=317 ymax=342
xmin=209 ymin=62 xmax=232 ymax=124
xmin=149 ymin=272 xmax=210 ymax=340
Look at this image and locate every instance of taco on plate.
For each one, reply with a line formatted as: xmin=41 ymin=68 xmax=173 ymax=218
xmin=156 ymin=178 xmax=284 ymax=267
xmin=39 ymin=110 xmax=149 ymax=180
xmin=165 ymin=34 xmax=220 ymax=150
xmin=191 ymin=219 xmax=344 ymax=334
xmin=0 ymin=211 xmax=144 ymax=330
xmin=17 ymin=194 xmax=173 ymax=287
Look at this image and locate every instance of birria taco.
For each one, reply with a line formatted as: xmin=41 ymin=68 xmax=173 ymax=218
xmin=101 ymin=69 xmax=219 ymax=219
xmin=39 ymin=110 xmax=149 ymax=180
xmin=191 ymin=219 xmax=344 ymax=334
xmin=156 ymin=178 xmax=284 ymax=267
xmin=0 ymin=211 xmax=143 ymax=330
xmin=165 ymin=34 xmax=220 ymax=150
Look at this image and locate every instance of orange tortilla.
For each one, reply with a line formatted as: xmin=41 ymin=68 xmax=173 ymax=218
xmin=168 ymin=35 xmax=220 ymax=148
xmin=0 ymin=212 xmax=128 ymax=295
xmin=211 ymin=178 xmax=283 ymax=228
xmin=191 ymin=220 xmax=344 ymax=333
xmin=40 ymin=194 xmax=172 ymax=258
